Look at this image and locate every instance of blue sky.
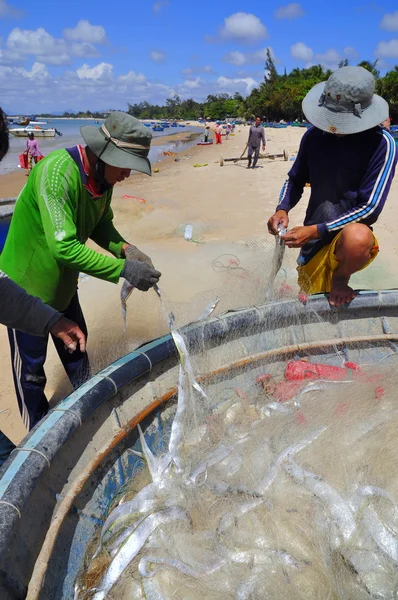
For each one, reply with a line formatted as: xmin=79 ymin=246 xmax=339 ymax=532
xmin=1 ymin=0 xmax=398 ymax=113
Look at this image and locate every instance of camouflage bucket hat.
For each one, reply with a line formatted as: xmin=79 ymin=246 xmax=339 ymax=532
xmin=80 ymin=111 xmax=152 ymax=175
xmin=302 ymin=66 xmax=389 ymax=135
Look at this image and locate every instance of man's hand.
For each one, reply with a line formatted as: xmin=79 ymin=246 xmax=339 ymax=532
xmin=267 ymin=210 xmax=289 ymax=235
xmin=122 ymin=259 xmax=161 ymax=291
xmin=262 ymin=145 xmax=266 ymax=152
xmin=123 ymin=244 xmax=154 ymax=268
xmin=50 ymin=317 xmax=86 ymax=353
xmin=281 ymin=225 xmax=319 ymax=248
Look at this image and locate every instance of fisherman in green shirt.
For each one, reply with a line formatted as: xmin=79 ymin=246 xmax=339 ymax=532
xmin=0 ymin=112 xmax=161 ymax=431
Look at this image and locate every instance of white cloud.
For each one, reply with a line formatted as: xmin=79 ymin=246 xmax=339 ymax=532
xmin=63 ymin=20 xmax=107 ymax=44
xmin=76 ymin=62 xmax=113 ymax=80
xmin=274 ymin=3 xmax=304 ymax=19
xmin=181 ymin=65 xmax=215 ymax=75
xmin=150 ymin=50 xmax=166 ymax=63
xmin=375 ymin=39 xmax=398 ymax=58
xmin=0 ymin=0 xmax=23 ymax=18
xmin=70 ymin=42 xmax=100 ymax=58
xmin=6 ymin=27 xmax=71 ymax=65
xmin=2 ymin=25 xmax=106 ymax=65
xmin=218 ymin=13 xmax=268 ymax=44
xmin=343 ymin=46 xmax=358 ymax=58
xmin=180 ymin=77 xmax=203 ymax=90
xmin=223 ymin=51 xmax=246 ymax=66
xmin=291 ymin=42 xmax=313 ymax=62
xmin=223 ymin=47 xmax=274 ymax=66
xmin=315 ymin=48 xmax=342 ymax=68
xmin=215 ymin=75 xmax=258 ymax=94
xmin=118 ymin=70 xmax=147 ymax=84
xmin=380 ymin=11 xmax=398 ymax=31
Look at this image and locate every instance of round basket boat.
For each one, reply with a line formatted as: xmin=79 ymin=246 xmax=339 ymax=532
xmin=1 ymin=290 xmax=398 ymax=599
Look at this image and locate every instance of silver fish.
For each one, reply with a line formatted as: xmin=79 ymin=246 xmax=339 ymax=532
xmin=255 ymin=427 xmax=327 ymax=495
xmin=362 ymin=505 xmax=398 ymax=564
xmin=265 ymin=226 xmax=287 ymax=301
xmin=120 ymin=280 xmax=134 ymax=332
xmin=284 ymin=458 xmax=356 ymax=542
xmin=142 ymin=577 xmax=168 ymax=600
xmin=170 ymin=329 xmax=207 ymax=398
xmin=168 ymin=365 xmax=187 ymax=472
xmin=197 ymin=297 xmax=221 ymax=322
xmin=93 ymin=507 xmax=191 ymax=600
xmin=292 ymin=380 xmax=354 ymax=408
xmin=350 ymin=485 xmax=398 ymax=515
xmin=100 ymin=483 xmax=158 ymax=544
xmin=138 ymin=423 xmax=171 ymax=485
xmin=138 ymin=555 xmax=225 ymax=578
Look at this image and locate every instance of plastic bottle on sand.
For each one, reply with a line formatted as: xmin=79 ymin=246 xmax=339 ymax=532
xmin=184 ymin=224 xmax=193 ymax=241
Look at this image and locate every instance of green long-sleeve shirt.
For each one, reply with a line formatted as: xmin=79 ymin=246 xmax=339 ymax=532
xmin=0 ymin=148 xmax=126 ymax=311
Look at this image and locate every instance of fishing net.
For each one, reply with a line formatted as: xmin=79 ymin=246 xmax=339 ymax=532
xmin=73 ymin=234 xmax=398 ymax=600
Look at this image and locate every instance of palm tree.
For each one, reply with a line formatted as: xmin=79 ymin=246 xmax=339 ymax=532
xmin=358 ymin=60 xmax=380 ymax=78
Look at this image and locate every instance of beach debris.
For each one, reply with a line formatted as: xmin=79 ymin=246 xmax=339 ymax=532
xmin=121 ymin=195 xmax=146 ymax=203
xmin=193 ymin=163 xmax=208 ymax=168
xmin=154 ymin=168 xmax=159 ymax=173
xmin=162 ymin=150 xmax=177 ymax=156
xmin=184 ymin=224 xmax=193 ymax=241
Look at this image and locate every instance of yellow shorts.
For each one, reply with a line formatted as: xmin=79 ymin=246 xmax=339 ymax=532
xmin=297 ymin=229 xmax=379 ymax=294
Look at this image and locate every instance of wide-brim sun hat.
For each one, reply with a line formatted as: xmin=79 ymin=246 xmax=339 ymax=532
xmin=302 ymin=66 xmax=389 ymax=135
xmin=80 ymin=111 xmax=152 ymax=175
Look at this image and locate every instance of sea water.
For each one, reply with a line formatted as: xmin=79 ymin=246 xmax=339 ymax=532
xmin=0 ymin=119 xmax=203 ymax=175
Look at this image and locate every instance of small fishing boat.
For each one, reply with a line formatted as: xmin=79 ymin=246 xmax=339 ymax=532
xmin=178 ymin=124 xmax=186 ymax=128
xmin=143 ymin=123 xmax=151 ymax=128
xmin=171 ymin=123 xmax=178 ymax=127
xmin=161 ymin=123 xmax=170 ymax=128
xmin=152 ymin=126 xmax=164 ymax=132
xmin=274 ymin=124 xmax=288 ymax=129
xmin=197 ymin=141 xmax=213 ymax=146
xmin=9 ymin=125 xmax=62 ymax=138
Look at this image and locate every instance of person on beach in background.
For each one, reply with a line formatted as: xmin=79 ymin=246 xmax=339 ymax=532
xmin=214 ymin=123 xmax=222 ymax=145
xmin=25 ymin=132 xmax=42 ymax=172
xmin=226 ymin=123 xmax=232 ymax=140
xmin=0 ymin=111 xmax=161 ymax=435
xmin=247 ymin=116 xmax=266 ymax=169
xmin=0 ymin=107 xmax=86 ymax=465
xmin=204 ymin=125 xmax=210 ymax=143
xmin=267 ymin=66 xmax=397 ymax=307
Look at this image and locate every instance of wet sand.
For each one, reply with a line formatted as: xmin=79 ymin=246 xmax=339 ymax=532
xmin=1 ymin=124 xmax=398 ymax=443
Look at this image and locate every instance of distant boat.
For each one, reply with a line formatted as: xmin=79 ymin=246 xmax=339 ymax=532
xmin=160 ymin=122 xmax=170 ymax=128
xmin=178 ymin=124 xmax=186 ymax=128
xmin=28 ymin=121 xmax=47 ymax=126
xmin=274 ymin=124 xmax=288 ymax=129
xmin=171 ymin=123 xmax=178 ymax=127
xmin=143 ymin=123 xmax=151 ymax=127
xmin=152 ymin=126 xmax=164 ymax=132
xmin=9 ymin=125 xmax=61 ymax=138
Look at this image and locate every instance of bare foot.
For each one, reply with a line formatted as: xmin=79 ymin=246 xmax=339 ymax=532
xmin=329 ymin=278 xmax=357 ymax=307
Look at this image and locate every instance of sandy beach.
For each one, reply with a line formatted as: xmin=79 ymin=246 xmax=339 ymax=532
xmin=1 ymin=123 xmax=398 ymax=443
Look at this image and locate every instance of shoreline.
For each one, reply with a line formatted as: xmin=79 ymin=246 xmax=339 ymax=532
xmin=0 ymin=129 xmax=204 ymax=196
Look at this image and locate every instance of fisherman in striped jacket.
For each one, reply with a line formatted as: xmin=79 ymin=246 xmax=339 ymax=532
xmin=268 ymin=66 xmax=397 ymax=307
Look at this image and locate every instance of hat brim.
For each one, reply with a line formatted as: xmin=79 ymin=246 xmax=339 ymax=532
xmin=302 ymin=82 xmax=389 ymax=135
xmin=80 ymin=125 xmax=151 ymax=175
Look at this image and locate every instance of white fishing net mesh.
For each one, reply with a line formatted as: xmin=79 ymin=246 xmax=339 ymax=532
xmin=75 ymin=239 xmax=398 ymax=600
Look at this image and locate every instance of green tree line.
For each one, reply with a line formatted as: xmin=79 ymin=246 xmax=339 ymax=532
xmin=127 ymin=51 xmax=398 ymax=122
